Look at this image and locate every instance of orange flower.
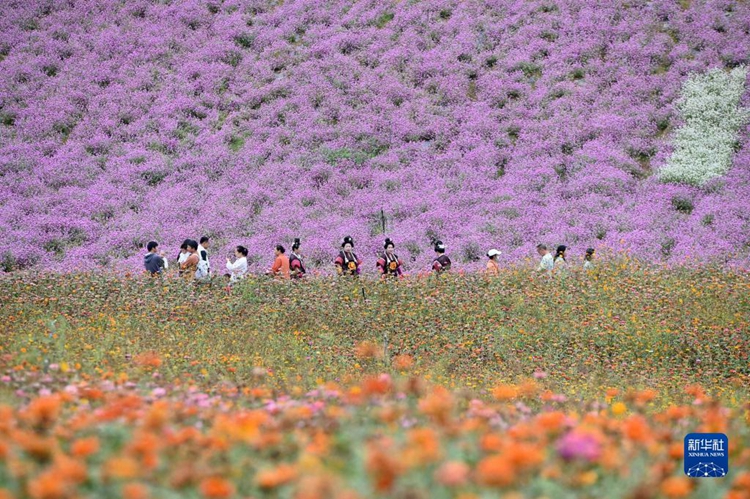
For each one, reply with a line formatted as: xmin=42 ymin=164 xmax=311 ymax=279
xmin=365 ymin=442 xmax=401 ymax=492
xmin=103 ymin=456 xmax=140 ymax=480
xmin=418 ymin=387 xmax=454 ymax=424
xmin=480 ymin=433 xmax=504 ymax=453
xmin=133 ymin=352 xmax=162 ymax=368
xmin=402 ymin=428 xmax=441 ymax=466
xmin=668 ymin=442 xmax=683 ymax=460
xmin=52 ymin=454 xmax=87 ymax=484
xmin=354 ymin=341 xmax=382 ymax=360
xmin=122 ymin=483 xmax=150 ymax=499
xmin=256 ymin=463 xmax=297 ymax=489
xmin=605 ymin=388 xmax=620 ymax=398
xmin=362 ymin=375 xmax=391 ymax=396
xmin=294 ymin=474 xmax=338 ymax=499
xmin=27 ymin=469 xmax=68 ymax=499
xmin=635 ymin=388 xmax=658 ymax=406
xmin=0 ymin=488 xmax=15 ymax=499
xmin=392 ymin=354 xmax=414 ymax=371
xmin=536 ymin=411 xmax=566 ymax=432
xmin=733 ymin=471 xmax=750 ymax=489
xmin=476 ymin=454 xmax=515 ymax=487
xmin=200 ymin=477 xmax=234 ymax=498
xmin=71 ymin=436 xmax=100 ymax=458
xmin=24 ymin=395 xmax=61 ymax=428
xmin=664 ymin=406 xmax=690 ymax=421
xmin=435 ymin=461 xmax=470 ymax=487
xmin=623 ymin=414 xmax=651 ymax=443
xmin=13 ymin=430 xmax=56 ymax=460
xmin=660 ymin=476 xmax=692 ymax=498
xmin=505 ymin=442 xmax=544 ymax=470
xmin=491 ymin=384 xmax=518 ymax=401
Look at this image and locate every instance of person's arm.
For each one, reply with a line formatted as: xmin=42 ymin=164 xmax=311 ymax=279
xmin=270 ymin=256 xmax=281 ymax=275
xmin=334 ymin=254 xmax=344 ymax=274
xmin=226 ymin=259 xmax=240 ymax=274
xmin=182 ymin=254 xmax=198 ymax=269
xmin=376 ymin=258 xmax=386 ymax=275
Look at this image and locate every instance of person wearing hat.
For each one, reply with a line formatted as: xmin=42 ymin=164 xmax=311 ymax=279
xmin=289 ymin=238 xmax=306 ymax=278
xmin=583 ymin=247 xmax=595 ymax=271
xmin=334 ymin=236 xmax=362 ymax=276
xmin=485 ymin=249 xmax=501 ymax=276
xmin=431 ymin=240 xmax=452 ymax=273
xmin=553 ymin=245 xmax=568 ymax=274
xmin=376 ymin=238 xmax=403 ymax=278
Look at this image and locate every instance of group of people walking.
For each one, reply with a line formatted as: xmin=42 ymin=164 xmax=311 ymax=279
xmin=143 ymin=235 xmax=596 ymax=281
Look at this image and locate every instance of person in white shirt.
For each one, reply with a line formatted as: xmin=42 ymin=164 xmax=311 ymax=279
xmin=197 ymin=236 xmax=211 ymax=280
xmin=536 ymin=244 xmax=554 ymax=274
xmin=225 ymin=245 xmax=248 ymax=283
xmin=177 ymin=240 xmax=190 ymax=276
xmin=583 ymin=247 xmax=595 ymax=271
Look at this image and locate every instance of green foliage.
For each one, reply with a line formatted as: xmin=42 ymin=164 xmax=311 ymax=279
xmin=2 ymin=262 xmax=748 ymax=398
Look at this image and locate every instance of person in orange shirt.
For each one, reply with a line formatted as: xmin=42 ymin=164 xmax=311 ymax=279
xmin=485 ymin=249 xmax=501 ymax=276
xmin=269 ymin=245 xmax=290 ymax=279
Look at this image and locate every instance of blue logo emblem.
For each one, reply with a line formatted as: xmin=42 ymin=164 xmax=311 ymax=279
xmin=684 ymin=433 xmax=728 ymax=478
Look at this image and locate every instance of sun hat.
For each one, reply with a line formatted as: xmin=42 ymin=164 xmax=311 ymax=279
xmin=487 ymin=249 xmax=501 ymax=258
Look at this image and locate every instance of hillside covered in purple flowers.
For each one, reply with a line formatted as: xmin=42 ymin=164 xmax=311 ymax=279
xmin=1 ymin=0 xmax=749 ymax=272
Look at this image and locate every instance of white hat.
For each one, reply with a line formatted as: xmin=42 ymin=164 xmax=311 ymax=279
xmin=487 ymin=249 xmax=501 ymax=258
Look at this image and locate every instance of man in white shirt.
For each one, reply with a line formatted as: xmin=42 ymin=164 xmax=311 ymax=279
xmin=197 ymin=236 xmax=211 ymax=278
xmin=536 ymin=244 xmax=554 ymax=274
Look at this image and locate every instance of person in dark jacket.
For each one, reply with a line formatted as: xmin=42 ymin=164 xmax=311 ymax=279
xmin=289 ymin=238 xmax=306 ymax=278
xmin=144 ymin=241 xmax=167 ymax=275
xmin=431 ymin=240 xmax=451 ymax=274
xmin=376 ymin=238 xmax=403 ymax=278
xmin=334 ymin=236 xmax=362 ymax=276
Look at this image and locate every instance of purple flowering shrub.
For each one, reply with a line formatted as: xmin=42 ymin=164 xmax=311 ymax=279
xmin=0 ymin=0 xmax=749 ymax=272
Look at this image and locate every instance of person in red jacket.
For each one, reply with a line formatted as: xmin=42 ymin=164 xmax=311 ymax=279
xmin=376 ymin=238 xmax=403 ymax=279
xmin=334 ymin=236 xmax=362 ymax=276
xmin=269 ymin=245 xmax=290 ymax=279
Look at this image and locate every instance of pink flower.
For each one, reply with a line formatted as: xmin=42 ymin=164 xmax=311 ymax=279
xmin=556 ymin=431 xmax=602 ymax=462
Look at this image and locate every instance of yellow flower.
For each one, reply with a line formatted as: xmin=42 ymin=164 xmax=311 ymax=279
xmin=612 ymin=402 xmax=627 ymax=416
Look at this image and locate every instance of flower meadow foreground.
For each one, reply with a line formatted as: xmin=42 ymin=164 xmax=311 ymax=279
xmin=1 ymin=262 xmax=750 ymax=497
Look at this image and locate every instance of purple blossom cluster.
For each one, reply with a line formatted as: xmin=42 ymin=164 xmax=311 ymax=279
xmin=1 ymin=0 xmax=749 ymax=273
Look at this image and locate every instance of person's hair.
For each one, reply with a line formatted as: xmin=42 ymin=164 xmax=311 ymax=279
xmin=147 ymin=241 xmax=158 ymax=252
xmin=292 ymin=238 xmax=301 ymax=251
xmin=555 ymin=245 xmax=567 ymax=261
xmin=275 ymin=244 xmax=285 ymax=254
xmin=186 ymin=239 xmax=199 ymax=251
xmin=434 ymin=240 xmax=446 ymax=253
xmin=536 ymin=244 xmax=547 ymax=251
xmin=236 ymin=245 xmax=248 ymax=257
xmin=200 ymin=236 xmax=209 ymax=244
xmin=384 ymin=238 xmax=394 ymax=249
xmin=180 ymin=240 xmax=189 ymax=250
xmin=341 ymin=236 xmax=354 ymax=248
xmin=585 ymin=248 xmax=595 ymax=261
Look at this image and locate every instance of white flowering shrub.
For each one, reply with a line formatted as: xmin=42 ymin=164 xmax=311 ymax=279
xmin=660 ymin=67 xmax=749 ymax=186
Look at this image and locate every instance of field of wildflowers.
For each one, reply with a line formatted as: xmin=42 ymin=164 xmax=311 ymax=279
xmin=1 ymin=0 xmax=750 ymax=271
xmin=1 ymin=262 xmax=749 ymax=497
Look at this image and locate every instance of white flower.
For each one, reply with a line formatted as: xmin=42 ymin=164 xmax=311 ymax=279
xmin=660 ymin=66 xmax=749 ymax=186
